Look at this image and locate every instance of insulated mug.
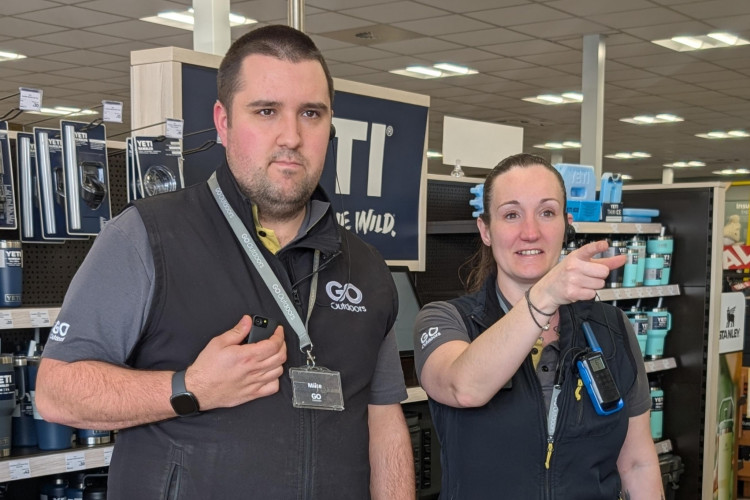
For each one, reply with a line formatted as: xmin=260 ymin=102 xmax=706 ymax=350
xmin=643 ymin=254 xmax=664 ymax=286
xmin=0 ymin=240 xmax=22 ymax=307
xmin=648 ymin=235 xmax=673 ymax=285
xmin=28 ymin=356 xmax=74 ymax=450
xmin=628 ymin=313 xmax=649 ymax=357
xmin=77 ymin=428 xmax=111 ymax=445
xmin=645 ymin=308 xmax=672 ymax=359
xmin=603 ymin=240 xmax=627 ymax=288
xmin=0 ymin=354 xmax=15 ymax=456
xmin=623 ymin=249 xmax=639 ymax=287
xmin=627 ymin=238 xmax=646 ymax=286
xmin=12 ymin=355 xmax=37 ymax=448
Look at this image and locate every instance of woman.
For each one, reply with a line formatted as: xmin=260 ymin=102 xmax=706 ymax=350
xmin=414 ymin=153 xmax=663 ymax=499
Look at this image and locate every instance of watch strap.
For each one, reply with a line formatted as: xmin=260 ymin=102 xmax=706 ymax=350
xmin=172 ymin=369 xmax=188 ymax=395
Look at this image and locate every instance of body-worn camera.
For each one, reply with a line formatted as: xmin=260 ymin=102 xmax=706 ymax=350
xmin=247 ymin=314 xmax=279 ymax=343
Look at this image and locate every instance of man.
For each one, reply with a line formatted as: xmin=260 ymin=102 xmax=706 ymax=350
xmin=36 ymin=25 xmax=414 ymax=499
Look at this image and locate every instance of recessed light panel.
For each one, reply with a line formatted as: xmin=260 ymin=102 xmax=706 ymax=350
xmin=523 ymin=92 xmax=582 ymax=105
xmin=390 ymin=63 xmax=477 ymax=79
xmin=620 ymin=114 xmax=683 ymax=125
xmin=696 ymin=130 xmax=749 ymax=139
xmin=141 ymin=8 xmax=256 ymax=31
xmin=652 ymin=32 xmax=749 ymax=52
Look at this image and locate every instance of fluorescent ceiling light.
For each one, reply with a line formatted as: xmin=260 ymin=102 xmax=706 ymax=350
xmin=391 ymin=63 xmax=477 ymax=80
xmin=141 ymin=8 xmax=256 ymax=31
xmin=713 ymin=168 xmax=750 ymax=176
xmin=620 ymin=174 xmax=633 ymax=180
xmin=696 ymin=130 xmax=749 ymax=139
xmin=605 ymin=152 xmax=651 ymax=160
xmin=533 ymin=141 xmax=580 ymax=150
xmin=652 ymin=32 xmax=749 ymax=52
xmin=426 ymin=150 xmax=443 ymax=158
xmin=0 ymin=51 xmax=26 ymax=62
xmin=664 ymin=161 xmax=705 ymax=168
xmin=523 ymin=92 xmax=582 ymax=105
xmin=433 ymin=63 xmax=471 ymax=75
xmin=620 ymin=114 xmax=684 ymax=125
xmin=28 ymin=106 xmax=98 ymax=116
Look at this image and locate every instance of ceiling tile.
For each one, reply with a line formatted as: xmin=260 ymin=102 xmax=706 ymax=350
xmin=481 ymin=39 xmax=571 ymax=57
xmin=49 ymin=66 xmax=126 ymax=80
xmin=471 ymin=58 xmax=534 ymax=73
xmin=308 ymin=0 xmax=396 ymax=10
xmin=323 ymin=45 xmax=396 ymax=63
xmin=517 ymin=49 xmax=581 ymax=66
xmin=671 ymin=0 xmax=750 ymax=18
xmin=511 ymin=18 xmax=612 ymax=39
xmin=411 ymin=0 xmax=529 ymax=14
xmin=4 ymin=73 xmax=83 ymax=86
xmin=342 ymin=2 xmax=449 ymax=24
xmin=439 ymin=27 xmax=531 ymax=46
xmin=3 ymin=0 xmax=59 ymax=15
xmin=0 ymin=39 xmax=71 ymax=57
xmin=0 ymin=57 xmax=77 ymax=73
xmin=620 ymin=21 xmax=715 ymax=40
xmin=30 ymin=31 xmax=130 ymax=50
xmin=92 ymin=41 xmax=161 ymax=57
xmin=0 ymin=17 xmax=67 ymax=38
xmin=56 ymin=80 xmax=128 ymax=92
xmin=545 ymin=0 xmax=655 ymax=16
xmin=370 ymin=37 xmax=461 ymax=55
xmin=37 ymin=49 xmax=125 ymax=66
xmin=416 ymin=47 xmax=498 ymax=64
xmin=465 ymin=4 xmax=572 ymax=26
xmin=16 ymin=5 xmax=128 ymax=29
xmin=392 ymin=15 xmax=493 ymax=36
xmin=77 ymin=0 xmax=187 ymax=18
xmin=305 ymin=14 xmax=375 ymax=35
xmin=84 ymin=20 xmax=188 ymax=40
xmin=588 ymin=8 xmax=691 ymax=29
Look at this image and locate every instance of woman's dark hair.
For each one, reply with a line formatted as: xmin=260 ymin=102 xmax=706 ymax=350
xmin=217 ymin=25 xmax=334 ymax=122
xmin=462 ymin=153 xmax=567 ymax=293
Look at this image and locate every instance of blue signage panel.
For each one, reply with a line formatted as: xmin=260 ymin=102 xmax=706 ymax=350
xmin=322 ymin=91 xmax=428 ymax=262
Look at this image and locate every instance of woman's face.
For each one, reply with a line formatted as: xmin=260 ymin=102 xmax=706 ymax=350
xmin=478 ymin=164 xmax=566 ymax=289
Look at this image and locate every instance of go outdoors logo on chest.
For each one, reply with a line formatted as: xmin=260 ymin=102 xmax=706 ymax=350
xmin=326 ymin=281 xmax=367 ymax=313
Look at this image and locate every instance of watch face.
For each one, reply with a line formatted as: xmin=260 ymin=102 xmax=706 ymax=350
xmin=171 ymin=393 xmax=199 ymax=416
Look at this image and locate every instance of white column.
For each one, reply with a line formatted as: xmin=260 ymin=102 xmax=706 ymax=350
xmin=193 ymin=0 xmax=231 ymax=56
xmin=288 ymin=0 xmax=305 ymax=31
xmin=662 ymin=167 xmax=674 ymax=184
xmin=550 ymin=152 xmax=564 ymax=166
xmin=580 ymin=34 xmax=606 ymax=187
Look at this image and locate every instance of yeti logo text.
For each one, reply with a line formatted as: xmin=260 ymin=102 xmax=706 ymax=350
xmin=331 ymin=117 xmax=387 ymax=197
xmin=49 ymin=321 xmax=70 ymax=342
xmin=420 ymin=327 xmax=441 ymax=349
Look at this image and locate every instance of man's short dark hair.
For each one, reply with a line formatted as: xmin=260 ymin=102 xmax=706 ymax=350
xmin=217 ymin=25 xmax=334 ymax=118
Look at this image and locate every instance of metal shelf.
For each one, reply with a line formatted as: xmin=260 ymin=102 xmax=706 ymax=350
xmin=0 ymin=307 xmax=60 ymax=330
xmin=0 ymin=444 xmax=113 ymax=482
xmin=597 ymin=285 xmax=680 ymax=301
xmin=644 ymin=357 xmax=677 ymax=373
xmin=572 ymin=222 xmax=663 ymax=234
xmin=428 ymin=220 xmax=663 ymax=235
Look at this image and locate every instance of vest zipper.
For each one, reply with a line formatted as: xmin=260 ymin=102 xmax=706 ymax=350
xmin=302 ymin=409 xmax=314 ymax=500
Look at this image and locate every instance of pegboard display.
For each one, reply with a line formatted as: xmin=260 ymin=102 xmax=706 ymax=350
xmin=426 ymin=180 xmax=477 ymax=222
xmin=0 ymin=146 xmax=127 ymax=350
xmin=19 ymin=149 xmax=128 ymax=306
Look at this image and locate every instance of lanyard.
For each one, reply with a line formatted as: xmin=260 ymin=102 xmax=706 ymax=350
xmin=207 ymin=173 xmax=318 ymax=359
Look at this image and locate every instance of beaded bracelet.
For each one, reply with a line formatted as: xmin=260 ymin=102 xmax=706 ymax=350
xmin=524 ymin=288 xmax=553 ymax=331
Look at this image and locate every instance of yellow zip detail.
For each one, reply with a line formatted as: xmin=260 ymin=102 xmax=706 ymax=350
xmin=575 ymin=377 xmax=583 ymax=401
xmin=545 ymin=441 xmax=554 ymax=469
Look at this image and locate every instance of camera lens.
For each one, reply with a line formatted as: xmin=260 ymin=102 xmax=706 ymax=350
xmin=254 ymin=317 xmax=264 ymax=326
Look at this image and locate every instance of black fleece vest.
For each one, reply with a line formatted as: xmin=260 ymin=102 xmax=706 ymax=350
xmin=107 ymin=164 xmax=397 ymax=500
xmin=429 ymin=275 xmax=638 ymax=500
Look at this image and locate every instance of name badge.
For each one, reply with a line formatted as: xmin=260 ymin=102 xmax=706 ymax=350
xmin=289 ymin=366 xmax=344 ymax=411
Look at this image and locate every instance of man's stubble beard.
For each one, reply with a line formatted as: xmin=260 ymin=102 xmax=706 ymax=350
xmin=230 ymin=149 xmax=320 ymax=223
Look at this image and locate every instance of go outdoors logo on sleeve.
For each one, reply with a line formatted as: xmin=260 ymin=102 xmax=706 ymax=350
xmin=49 ymin=321 xmax=70 ymax=342
xmin=325 ymin=281 xmax=367 ymax=313
xmin=420 ymin=327 xmax=441 ymax=349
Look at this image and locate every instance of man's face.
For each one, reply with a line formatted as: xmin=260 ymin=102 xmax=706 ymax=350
xmin=214 ymin=54 xmax=332 ymax=220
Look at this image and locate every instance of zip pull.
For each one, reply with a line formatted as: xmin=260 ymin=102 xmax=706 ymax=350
xmin=575 ymin=377 xmax=583 ymax=401
xmin=545 ymin=439 xmax=554 ymax=469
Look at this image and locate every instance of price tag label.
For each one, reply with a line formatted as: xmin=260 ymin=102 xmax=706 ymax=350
xmin=8 ymin=459 xmax=31 ymax=480
xmin=65 ymin=451 xmax=86 ymax=471
xmin=29 ymin=310 xmax=51 ymax=327
xmin=104 ymin=447 xmax=113 ymax=466
xmin=0 ymin=311 xmax=13 ymax=328
xmin=165 ymin=118 xmax=184 ymax=139
xmin=19 ymin=87 xmax=42 ymax=111
xmin=102 ymin=100 xmax=123 ymax=123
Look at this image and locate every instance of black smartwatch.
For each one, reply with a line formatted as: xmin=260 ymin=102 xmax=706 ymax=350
xmin=170 ymin=370 xmax=200 ymax=417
